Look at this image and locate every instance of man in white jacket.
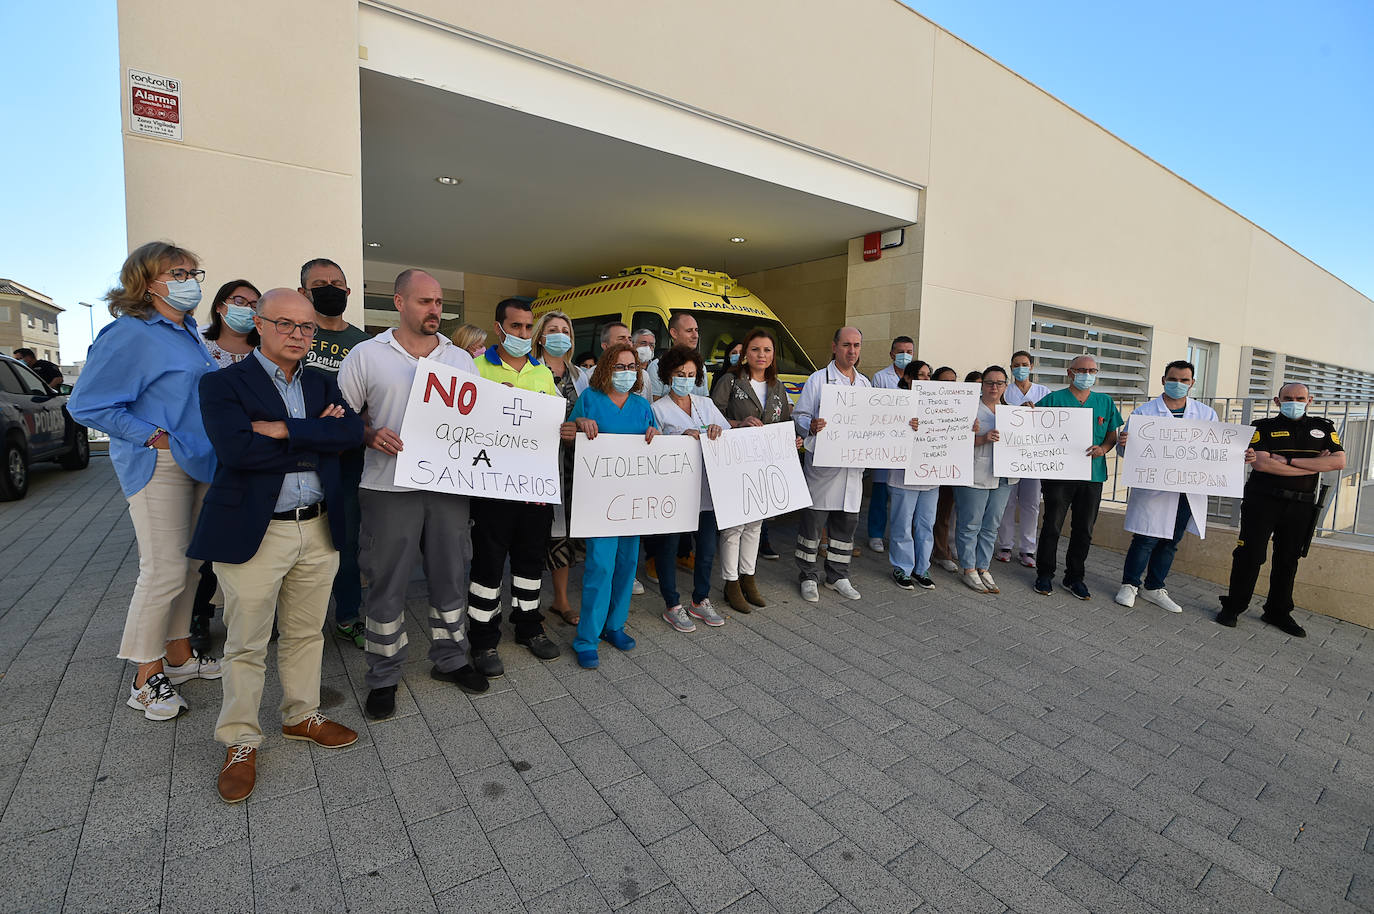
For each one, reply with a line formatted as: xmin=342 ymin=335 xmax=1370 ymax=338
xmin=1113 ymin=360 xmax=1217 ymax=613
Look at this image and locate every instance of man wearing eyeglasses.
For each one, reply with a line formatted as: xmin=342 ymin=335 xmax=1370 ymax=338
xmin=1031 ymin=354 xmax=1123 ymax=600
xmin=189 ymin=289 xmax=364 ymax=803
xmin=337 ymin=269 xmax=488 ymax=721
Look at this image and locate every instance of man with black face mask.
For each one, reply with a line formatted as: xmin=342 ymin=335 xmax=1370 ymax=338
xmin=299 ymin=258 xmax=372 ymax=649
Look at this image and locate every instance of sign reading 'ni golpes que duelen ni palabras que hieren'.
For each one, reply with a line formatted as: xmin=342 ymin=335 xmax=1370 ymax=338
xmin=392 ymin=357 xmax=566 ymax=502
xmin=811 ymin=384 xmax=921 ymax=469
xmin=1121 ymin=415 xmax=1254 ymax=498
xmin=993 ymin=405 xmax=1094 ymax=480
xmin=906 ymin=381 xmax=979 ymax=485
xmin=570 ymin=433 xmax=703 ymax=538
xmin=700 ymin=423 xmax=812 ymax=529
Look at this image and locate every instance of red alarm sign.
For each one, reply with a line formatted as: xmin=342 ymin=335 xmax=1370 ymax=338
xmin=862 ymin=232 xmax=882 ymax=261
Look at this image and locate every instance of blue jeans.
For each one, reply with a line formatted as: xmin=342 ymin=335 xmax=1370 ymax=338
xmin=955 ymin=483 xmax=1014 ymax=570
xmin=867 ymin=479 xmax=889 ymax=540
xmin=649 ymin=511 xmax=718 ymax=607
xmin=1123 ymin=496 xmax=1192 ymax=590
xmin=576 ymin=535 xmax=639 ymax=654
xmin=887 ymin=487 xmax=940 ymax=576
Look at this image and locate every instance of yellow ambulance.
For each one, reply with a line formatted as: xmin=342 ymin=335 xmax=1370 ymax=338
xmin=534 ymin=265 xmax=816 ymax=399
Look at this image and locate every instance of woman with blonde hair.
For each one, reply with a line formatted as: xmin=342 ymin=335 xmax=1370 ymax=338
xmin=452 ymin=323 xmax=487 ymax=358
xmin=68 ymin=241 xmax=222 ymax=720
xmin=532 ymin=309 xmax=584 ymax=624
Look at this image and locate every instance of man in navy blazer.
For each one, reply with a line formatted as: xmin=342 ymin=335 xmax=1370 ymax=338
xmin=189 ymin=289 xmax=365 ymax=803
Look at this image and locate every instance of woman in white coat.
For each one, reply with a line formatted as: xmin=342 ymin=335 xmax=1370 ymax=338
xmin=995 ymin=349 xmax=1052 ymax=567
xmin=1114 ymin=360 xmax=1217 ymax=612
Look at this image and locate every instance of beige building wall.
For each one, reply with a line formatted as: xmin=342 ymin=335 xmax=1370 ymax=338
xmin=843 ymin=224 xmax=925 ymax=368
xmin=735 ymin=256 xmax=849 ymax=365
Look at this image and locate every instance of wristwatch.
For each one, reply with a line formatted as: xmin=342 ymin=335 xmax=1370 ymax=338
xmin=144 ymin=428 xmax=167 ymax=449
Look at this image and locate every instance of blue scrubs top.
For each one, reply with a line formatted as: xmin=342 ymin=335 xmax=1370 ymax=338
xmin=569 ymin=388 xmax=659 ymax=435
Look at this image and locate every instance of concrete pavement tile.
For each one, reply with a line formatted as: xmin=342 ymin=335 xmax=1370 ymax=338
xmin=313 ymin=741 xmax=392 ymax=812
xmin=162 ymin=834 xmax=254 ymax=913
xmin=506 ymin=658 xmax=572 ymax=707
xmin=600 ymin=774 xmax=691 ymax=845
xmin=647 ymin=824 xmax=753 ymax=913
xmin=249 ymin=786 xmax=330 ymax=870
xmin=408 ymin=805 xmax=501 ymax=892
xmin=728 ymin=832 xmax=838 ymax=914
xmin=524 ymin=875 xmax=612 ymax=914
xmin=885 ymin=797 xmax=990 ymax=871
xmin=755 ymin=747 xmax=843 ymax=805
xmin=435 ymin=719 xmax=507 ymax=775
xmin=806 ymin=840 xmax=923 ymax=914
xmin=1160 ymin=814 xmax=1280 ymax=890
xmin=764 ymin=713 xmax=846 ymax=764
xmin=242 ymin=739 xmax=319 ymax=805
xmin=947 ymin=760 xmax=1046 ymax=823
xmin=530 ymin=767 xmax=616 ymax=839
xmin=615 ymin=883 xmax=694 ymax=913
xmin=885 ymin=842 xmax=1008 ymax=914
xmin=591 ymin=699 xmax=666 ymax=749
xmin=627 ymin=735 xmax=711 ymax=794
xmin=252 ymin=848 xmax=345 ymax=914
xmin=1043 ymin=855 xmax=1164 ymax=914
xmin=820 ymin=719 xmax=908 ymax=770
xmin=1271 ymin=867 xmax=1364 ymax=914
xmin=341 ymin=857 xmax=439 ymax=914
xmin=1196 ymin=864 xmax=1306 ymax=914
xmin=955 ymin=799 xmax=1067 ymax=877
xmin=568 ymin=818 xmax=671 ymax=908
xmin=531 ymin=693 xmax=602 ymax=743
xmin=326 ymin=794 xmax=414 ymax=878
xmin=720 ymin=682 xmax=792 ymax=723
xmin=411 ymin=677 xmax=482 ymax=731
xmin=498 ymin=723 xmax=575 ymax=782
xmin=964 ymin=848 xmax=1092 ymax=914
xmin=75 ymin=772 xmax=168 ymax=851
xmin=651 ymin=702 xmax=724 ymax=754
xmin=691 ymin=739 xmax=776 ymax=801
xmin=559 ymin=661 xmax=627 ymax=710
xmin=1347 ymin=874 xmax=1373 ymax=910
xmin=670 ymin=779 xmax=766 ymax=853
xmin=1116 ymin=859 xmax=1215 ymax=914
xmin=386 ymin=754 xmax=469 ymax=825
xmin=563 ymin=730 xmax=641 ymax=790
xmin=616 ymin=672 xmax=687 ymax=715
xmin=463 ymin=761 xmax=543 ymax=831
xmin=812 ymin=790 xmax=915 ymax=864
xmin=165 ymin=783 xmax=249 ymax=861
xmin=62 ymin=829 xmax=166 ymax=914
xmin=1008 ymin=765 xmax=1112 ymax=828
xmin=740 ymin=783 xmax=843 ymax=858
xmin=0 ymin=823 xmax=79 ymax=914
xmin=487 ymin=810 xmax=586 ymax=901
xmin=473 ymin=684 xmax=543 ymax=736
xmin=817 ymin=750 xmax=911 ymax=812
xmin=369 ymin=708 xmax=442 ymax=769
xmin=1023 ymin=805 xmax=1137 ymax=882
xmin=715 ymin=891 xmax=781 ymax=913
xmin=434 ymin=868 xmax=528 ymax=914
xmin=710 ymin=707 xmax=787 ymax=759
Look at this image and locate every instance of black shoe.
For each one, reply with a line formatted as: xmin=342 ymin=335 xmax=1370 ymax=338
xmin=1214 ymin=611 xmax=1239 ymax=628
xmin=1260 ymin=613 xmax=1307 ymax=638
xmin=431 ymin=664 xmax=490 ymax=693
xmin=758 ymin=542 xmax=780 ymax=560
xmin=912 ymin=573 xmax=936 ymax=590
xmin=1033 ymin=576 xmax=1053 ymax=596
xmin=516 ymin=632 xmax=561 ymax=660
xmin=471 ymin=648 xmax=504 ymax=678
xmin=365 ymin=685 xmax=397 ymax=720
xmin=1063 ymin=580 xmax=1091 ymax=601
xmin=891 ymin=568 xmax=915 ymax=591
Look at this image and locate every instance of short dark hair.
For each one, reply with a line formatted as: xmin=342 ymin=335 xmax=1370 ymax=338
xmin=202 ymin=278 xmax=262 ymax=344
xmin=668 ymin=311 xmax=695 ymax=332
xmin=575 ymin=351 xmax=595 ymax=366
xmin=890 ymin=336 xmax=914 ymax=351
xmin=1011 ymin=349 xmax=1033 ymax=363
xmin=600 ymin=322 xmax=629 ymax=346
xmin=1163 ymin=359 xmax=1195 ymax=378
xmin=981 ymin=365 xmax=1009 ymax=404
xmin=657 ymin=344 xmax=705 ymax=385
xmin=964 ymin=370 xmax=983 ymax=383
xmin=394 ymin=268 xmax=428 ymax=297
xmin=300 ymin=257 xmax=345 ymax=289
xmin=899 ymin=361 xmax=925 ymax=388
xmin=13 ymin=347 xmax=35 ymax=359
xmin=933 ymin=366 xmax=956 ymax=381
xmin=913 ymin=360 xmax=930 ymax=378
xmin=495 ymin=297 xmax=532 ymax=325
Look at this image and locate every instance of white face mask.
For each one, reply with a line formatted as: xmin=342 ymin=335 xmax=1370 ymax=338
xmin=635 ymin=345 xmax=653 ymax=363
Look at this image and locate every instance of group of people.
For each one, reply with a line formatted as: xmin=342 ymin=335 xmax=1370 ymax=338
xmin=66 ymin=240 xmax=1342 ymax=805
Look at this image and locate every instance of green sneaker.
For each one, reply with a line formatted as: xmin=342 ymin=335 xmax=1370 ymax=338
xmin=334 ymin=621 xmax=365 ymax=649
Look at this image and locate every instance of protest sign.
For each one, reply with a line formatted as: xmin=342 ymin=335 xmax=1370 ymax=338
xmin=993 ymin=405 xmax=1093 ymax=480
xmin=811 ymin=384 xmax=920 ymax=469
xmin=1121 ymin=415 xmax=1253 ymax=498
xmin=905 ymin=382 xmax=980 ymax=485
xmin=701 ymin=423 xmax=812 ymax=528
xmin=571 ymin=433 xmax=703 ymax=538
xmin=392 ymin=357 xmax=565 ymax=502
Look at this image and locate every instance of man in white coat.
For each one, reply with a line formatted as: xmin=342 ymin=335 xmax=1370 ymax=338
xmin=1113 ymin=359 xmax=1217 ymax=612
xmin=792 ymin=327 xmax=868 ymax=603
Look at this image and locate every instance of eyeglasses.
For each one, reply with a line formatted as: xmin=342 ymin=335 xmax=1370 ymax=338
xmin=259 ymin=317 xmax=317 ymax=338
xmin=983 ymin=380 xmax=1007 ymax=387
xmin=612 ymin=362 xmax=638 ymax=371
xmin=225 ymin=296 xmax=257 ymax=308
xmin=166 ymin=268 xmax=206 ymax=283
xmin=1069 ymin=368 xmax=1100 ymax=374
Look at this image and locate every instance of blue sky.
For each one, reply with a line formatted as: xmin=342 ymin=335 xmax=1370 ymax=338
xmin=1 ymin=2 xmax=1370 ymax=362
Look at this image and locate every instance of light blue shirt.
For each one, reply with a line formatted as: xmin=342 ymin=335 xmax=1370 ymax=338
xmin=646 ymin=357 xmax=708 ymax=400
xmin=67 ymin=312 xmax=218 ymax=497
xmin=252 ymin=349 xmax=325 ymax=512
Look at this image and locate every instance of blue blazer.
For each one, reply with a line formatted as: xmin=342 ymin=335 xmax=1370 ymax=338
xmin=188 ymin=356 xmax=364 ymax=564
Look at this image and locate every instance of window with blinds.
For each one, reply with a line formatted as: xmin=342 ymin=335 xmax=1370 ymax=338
xmin=1023 ymin=302 xmax=1153 ymax=397
xmin=1280 ymin=356 xmax=1374 ymax=402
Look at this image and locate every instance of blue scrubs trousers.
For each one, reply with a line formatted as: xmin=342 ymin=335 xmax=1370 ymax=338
xmin=576 ymin=535 xmax=640 ymax=654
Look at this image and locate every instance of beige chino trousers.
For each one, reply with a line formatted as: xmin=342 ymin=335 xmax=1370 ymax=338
xmin=213 ymin=513 xmax=338 ymax=748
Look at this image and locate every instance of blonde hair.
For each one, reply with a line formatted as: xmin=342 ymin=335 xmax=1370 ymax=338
xmin=106 ymin=240 xmax=200 ymax=319
xmin=451 ymin=323 xmax=487 ymax=352
xmin=532 ymin=309 xmax=574 ymax=361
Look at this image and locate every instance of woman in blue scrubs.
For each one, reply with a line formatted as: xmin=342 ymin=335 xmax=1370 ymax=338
xmin=565 ymin=343 xmax=658 ymax=668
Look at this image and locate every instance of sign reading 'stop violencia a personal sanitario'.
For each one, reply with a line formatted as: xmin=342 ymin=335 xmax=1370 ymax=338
xmin=128 ymin=69 xmax=182 ymax=141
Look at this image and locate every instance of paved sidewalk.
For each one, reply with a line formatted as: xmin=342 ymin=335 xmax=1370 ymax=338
xmin=2 ymin=458 xmax=1372 ymax=913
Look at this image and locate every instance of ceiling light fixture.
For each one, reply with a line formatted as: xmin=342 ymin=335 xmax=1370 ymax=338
xmin=729 ymin=236 xmax=747 ymax=243
xmin=435 ymin=176 xmax=461 ymax=186
xmin=366 ymin=241 xmax=382 ymax=248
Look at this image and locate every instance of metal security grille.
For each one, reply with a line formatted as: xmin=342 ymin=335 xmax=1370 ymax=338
xmin=1025 ymin=302 xmax=1153 ymax=397
xmin=1280 ymin=355 xmax=1374 ymax=402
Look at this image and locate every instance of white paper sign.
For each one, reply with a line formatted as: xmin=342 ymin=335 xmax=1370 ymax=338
xmin=1121 ymin=415 xmax=1253 ymax=498
xmin=571 ymin=433 xmax=703 ymax=538
xmin=128 ymin=69 xmax=183 ymax=141
xmin=993 ymin=405 xmax=1094 ymax=480
xmin=392 ymin=358 xmax=565 ymax=502
xmin=811 ymin=384 xmax=920 ymax=468
xmin=906 ymin=382 xmax=980 ymax=485
xmin=701 ymin=424 xmax=812 ymax=528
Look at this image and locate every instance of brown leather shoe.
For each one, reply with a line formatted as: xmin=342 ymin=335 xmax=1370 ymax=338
xmin=723 ymin=579 xmax=750 ymax=614
xmin=217 ymin=745 xmax=257 ymax=804
xmin=739 ymin=574 xmax=767 ymax=608
xmin=282 ymin=711 xmax=358 ymax=748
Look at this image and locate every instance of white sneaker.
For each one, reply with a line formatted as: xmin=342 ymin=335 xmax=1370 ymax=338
xmin=825 ymin=578 xmax=861 ymax=600
xmin=961 ymin=570 xmax=987 ymax=593
xmin=937 ymin=559 xmax=960 ymax=574
xmin=979 ymin=570 xmax=999 ymax=594
xmin=164 ymin=650 xmax=222 ymax=685
xmin=1114 ymin=584 xmax=1138 ymax=608
xmin=800 ymin=580 xmax=820 ymax=603
xmin=632 ymin=578 xmax=645 ymax=595
xmin=868 ymin=538 xmax=886 ymax=553
xmin=127 ymin=672 xmax=185 ymax=721
xmin=1140 ymin=587 xmax=1183 ymax=613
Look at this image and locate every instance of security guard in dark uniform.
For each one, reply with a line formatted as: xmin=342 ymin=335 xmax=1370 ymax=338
xmin=1217 ymin=383 xmax=1345 ymax=637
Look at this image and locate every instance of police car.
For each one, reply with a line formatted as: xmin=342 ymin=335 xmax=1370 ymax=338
xmin=0 ymin=354 xmax=89 ymax=500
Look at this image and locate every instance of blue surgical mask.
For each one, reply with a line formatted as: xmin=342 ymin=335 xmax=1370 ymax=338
xmin=611 ymin=370 xmax=637 ymax=393
xmin=1071 ymin=371 xmax=1097 ymax=391
xmin=223 ymin=304 xmax=256 ymax=333
xmin=1279 ymin=401 xmax=1306 ymax=420
xmin=893 ymin=353 xmax=913 ymax=370
xmin=1011 ymin=366 xmax=1031 ymax=382
xmin=500 ymin=328 xmax=532 ymax=358
xmin=728 ymin=352 xmax=740 ymax=366
xmin=543 ymin=332 xmax=572 ymax=356
xmin=671 ymin=376 xmax=695 ymax=397
xmin=158 ymin=278 xmax=202 ymax=312
xmin=1163 ymin=381 xmax=1191 ymax=400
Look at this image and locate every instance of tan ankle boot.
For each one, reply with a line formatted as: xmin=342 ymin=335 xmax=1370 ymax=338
xmin=724 ymin=579 xmax=751 ymax=613
xmin=739 ymin=574 xmax=767 ymax=607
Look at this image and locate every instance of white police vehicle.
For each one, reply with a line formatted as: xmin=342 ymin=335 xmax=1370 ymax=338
xmin=0 ymin=354 xmax=89 ymax=500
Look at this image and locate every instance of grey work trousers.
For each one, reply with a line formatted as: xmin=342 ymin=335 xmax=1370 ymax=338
xmin=358 ymin=489 xmax=473 ymax=689
xmin=795 ymin=508 xmax=859 ymax=584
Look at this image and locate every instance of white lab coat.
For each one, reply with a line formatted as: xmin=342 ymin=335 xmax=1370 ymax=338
xmin=871 ymin=364 xmax=901 ymax=390
xmin=793 ymin=361 xmax=870 ymax=512
xmin=1122 ymin=396 xmax=1218 ymax=539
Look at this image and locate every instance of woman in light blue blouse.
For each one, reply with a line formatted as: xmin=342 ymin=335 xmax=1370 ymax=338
xmin=68 ymin=241 xmax=222 ymax=721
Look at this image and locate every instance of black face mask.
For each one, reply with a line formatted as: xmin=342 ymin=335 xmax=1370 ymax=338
xmin=310 ymin=284 xmax=348 ymax=316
